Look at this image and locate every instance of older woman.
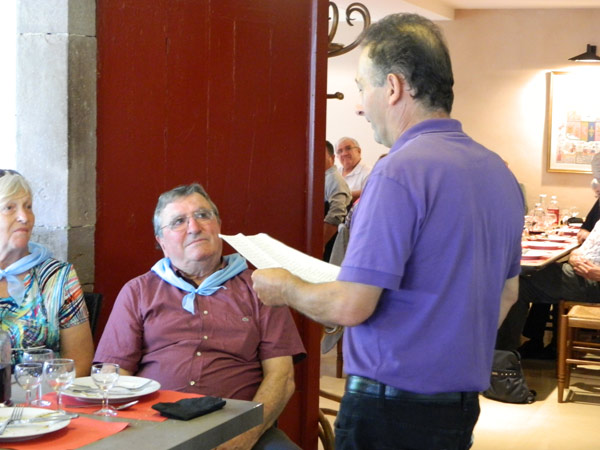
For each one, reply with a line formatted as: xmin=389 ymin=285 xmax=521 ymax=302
xmin=0 ymin=169 xmax=93 ymax=376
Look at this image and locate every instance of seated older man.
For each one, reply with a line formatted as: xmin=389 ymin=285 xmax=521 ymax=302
xmin=95 ymin=183 xmax=305 ymax=450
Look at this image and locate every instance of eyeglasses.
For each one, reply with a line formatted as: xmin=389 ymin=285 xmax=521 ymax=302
xmin=161 ymin=208 xmax=216 ymax=232
xmin=336 ymin=145 xmax=358 ymax=154
xmin=0 ymin=169 xmax=21 ymax=178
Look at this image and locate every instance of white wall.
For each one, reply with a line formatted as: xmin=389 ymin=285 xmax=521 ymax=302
xmin=326 ymin=9 xmax=600 ymax=215
xmin=0 ymin=1 xmax=17 ymax=168
xmin=441 ymin=9 xmax=600 ymax=215
xmin=326 ymin=23 xmax=389 ymax=169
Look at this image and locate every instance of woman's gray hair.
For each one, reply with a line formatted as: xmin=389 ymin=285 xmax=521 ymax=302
xmin=0 ymin=170 xmax=33 ymax=204
xmin=153 ymin=183 xmax=220 ymax=236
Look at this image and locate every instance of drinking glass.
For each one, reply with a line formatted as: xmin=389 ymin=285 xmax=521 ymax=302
xmin=22 ymin=348 xmax=54 ymax=406
xmin=15 ymin=363 xmax=43 ymax=406
xmin=91 ymin=363 xmax=120 ymax=416
xmin=544 ymin=212 xmax=557 ymax=231
xmin=43 ymin=358 xmax=75 ymax=414
xmin=570 ymin=206 xmax=580 ymax=219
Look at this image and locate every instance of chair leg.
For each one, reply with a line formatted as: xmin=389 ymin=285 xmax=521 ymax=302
xmin=318 ymin=409 xmax=335 ymax=450
xmin=565 ymin=325 xmax=573 ymax=390
xmin=557 ymin=312 xmax=567 ymax=403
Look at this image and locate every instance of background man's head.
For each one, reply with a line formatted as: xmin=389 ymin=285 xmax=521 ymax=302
xmin=335 ymin=137 xmax=362 ymax=172
xmin=325 ymin=140 xmax=335 ymax=170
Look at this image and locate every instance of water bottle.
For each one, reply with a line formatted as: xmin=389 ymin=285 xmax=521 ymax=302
xmin=532 ymin=202 xmax=545 ymax=232
xmin=0 ymin=330 xmax=11 ymax=406
xmin=538 ymin=194 xmax=547 ymax=212
xmin=548 ymin=196 xmax=560 ymax=225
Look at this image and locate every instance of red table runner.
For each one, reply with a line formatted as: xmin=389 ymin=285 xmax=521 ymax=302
xmin=3 ymin=417 xmax=129 ymax=450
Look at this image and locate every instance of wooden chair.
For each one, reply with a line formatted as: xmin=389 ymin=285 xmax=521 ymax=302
xmin=557 ymin=300 xmax=600 ymax=402
xmin=83 ymin=292 xmax=103 ymax=338
xmin=318 ymin=388 xmax=342 ymax=450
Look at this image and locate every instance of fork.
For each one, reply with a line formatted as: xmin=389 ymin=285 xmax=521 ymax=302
xmin=0 ymin=407 xmax=24 ymax=435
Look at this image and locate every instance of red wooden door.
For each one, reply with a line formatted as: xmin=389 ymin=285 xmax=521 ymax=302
xmin=96 ymin=1 xmax=328 ymax=447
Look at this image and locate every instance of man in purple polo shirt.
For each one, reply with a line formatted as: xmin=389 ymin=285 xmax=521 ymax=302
xmin=252 ymin=13 xmax=523 ymax=450
xmin=95 ymin=183 xmax=305 ymax=450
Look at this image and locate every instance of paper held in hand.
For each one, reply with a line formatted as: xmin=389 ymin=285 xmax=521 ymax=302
xmin=219 ymin=233 xmax=340 ymax=283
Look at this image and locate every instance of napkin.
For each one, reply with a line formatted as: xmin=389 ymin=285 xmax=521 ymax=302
xmin=152 ymin=396 xmax=226 ymax=420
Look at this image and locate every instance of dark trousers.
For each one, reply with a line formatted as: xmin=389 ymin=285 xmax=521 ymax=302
xmin=496 ymin=262 xmax=600 ymax=350
xmin=334 ymin=379 xmax=479 ymax=450
xmin=253 ymin=426 xmax=300 ymax=450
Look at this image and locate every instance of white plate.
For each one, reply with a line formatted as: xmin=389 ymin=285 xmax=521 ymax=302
xmin=521 ymin=250 xmax=551 ymax=260
xmin=523 ymin=241 xmax=565 ymax=250
xmin=63 ymin=376 xmax=160 ymax=404
xmin=0 ymin=407 xmax=70 ymax=442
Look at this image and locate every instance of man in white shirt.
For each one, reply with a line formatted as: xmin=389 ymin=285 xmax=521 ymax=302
xmin=335 ymin=137 xmax=371 ymax=201
xmin=324 ymin=141 xmax=351 ymax=261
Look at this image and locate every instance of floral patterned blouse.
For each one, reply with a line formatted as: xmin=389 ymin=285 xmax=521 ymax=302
xmin=0 ymin=258 xmax=88 ymax=364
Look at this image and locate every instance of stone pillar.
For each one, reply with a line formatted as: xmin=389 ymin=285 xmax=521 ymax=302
xmin=16 ymin=0 xmax=96 ymax=289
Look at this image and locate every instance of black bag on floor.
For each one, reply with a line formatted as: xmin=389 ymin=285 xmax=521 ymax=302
xmin=482 ymin=350 xmax=536 ymax=404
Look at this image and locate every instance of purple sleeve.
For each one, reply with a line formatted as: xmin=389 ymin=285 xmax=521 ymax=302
xmin=93 ymin=279 xmax=144 ymax=373
xmin=339 ymin=174 xmax=416 ymax=289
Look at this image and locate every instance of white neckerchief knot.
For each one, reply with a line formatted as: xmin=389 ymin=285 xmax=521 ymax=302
xmin=0 ymin=242 xmax=52 ymax=305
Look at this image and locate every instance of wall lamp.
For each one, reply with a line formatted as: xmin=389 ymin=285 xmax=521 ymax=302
xmin=569 ymin=44 xmax=600 ymax=62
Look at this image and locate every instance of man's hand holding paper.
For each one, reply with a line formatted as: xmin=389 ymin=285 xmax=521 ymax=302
xmin=251 ymin=268 xmax=299 ymax=307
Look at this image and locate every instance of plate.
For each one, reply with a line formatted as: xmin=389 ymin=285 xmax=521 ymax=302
xmin=521 ymin=250 xmax=551 ymax=260
xmin=0 ymin=407 xmax=70 ymax=442
xmin=543 ymin=236 xmax=570 ymax=243
xmin=63 ymin=376 xmax=160 ymax=404
xmin=523 ymin=242 xmax=565 ymax=250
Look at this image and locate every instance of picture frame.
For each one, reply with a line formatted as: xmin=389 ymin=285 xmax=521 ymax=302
xmin=546 ymin=71 xmax=600 ymax=174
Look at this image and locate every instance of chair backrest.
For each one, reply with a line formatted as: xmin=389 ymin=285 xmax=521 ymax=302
xmin=83 ymin=292 xmax=103 ymax=338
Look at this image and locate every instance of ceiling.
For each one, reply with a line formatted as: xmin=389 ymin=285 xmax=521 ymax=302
xmin=356 ymin=0 xmax=600 ymax=21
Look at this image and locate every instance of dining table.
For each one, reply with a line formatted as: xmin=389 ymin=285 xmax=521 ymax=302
xmin=4 ymin=379 xmax=264 ymax=450
xmin=520 ymin=224 xmax=581 ymax=271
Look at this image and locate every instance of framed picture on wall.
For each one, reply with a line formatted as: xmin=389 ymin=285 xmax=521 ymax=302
xmin=546 ymin=71 xmax=600 ymax=174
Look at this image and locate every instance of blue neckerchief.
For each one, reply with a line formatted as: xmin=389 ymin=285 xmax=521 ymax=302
xmin=0 ymin=242 xmax=52 ymax=305
xmin=151 ymin=253 xmax=248 ymax=314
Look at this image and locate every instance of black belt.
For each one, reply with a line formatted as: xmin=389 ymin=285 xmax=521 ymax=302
xmin=345 ymin=375 xmax=477 ymax=402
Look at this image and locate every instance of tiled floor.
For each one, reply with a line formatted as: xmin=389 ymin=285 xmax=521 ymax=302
xmin=319 ymin=348 xmax=600 ymax=449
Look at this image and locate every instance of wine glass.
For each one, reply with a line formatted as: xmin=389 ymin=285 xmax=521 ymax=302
xmin=570 ymin=206 xmax=580 ymax=219
xmin=22 ymin=348 xmax=54 ymax=406
xmin=43 ymin=358 xmax=75 ymax=414
xmin=91 ymin=363 xmax=120 ymax=416
xmin=15 ymin=363 xmax=43 ymax=406
xmin=543 ymin=212 xmax=557 ymax=231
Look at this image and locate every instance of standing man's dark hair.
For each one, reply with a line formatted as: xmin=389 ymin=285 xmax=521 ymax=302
xmin=362 ymin=13 xmax=454 ymax=113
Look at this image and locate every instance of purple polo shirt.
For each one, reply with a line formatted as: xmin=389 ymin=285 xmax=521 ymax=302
xmin=94 ymin=269 xmax=305 ymax=401
xmin=339 ymin=119 xmax=523 ymax=394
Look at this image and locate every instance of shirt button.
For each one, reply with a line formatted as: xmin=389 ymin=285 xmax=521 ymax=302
xmin=203 ymin=310 xmax=208 ymax=315
xmin=189 ymin=380 xmax=196 ymax=386
xmin=203 ymin=335 xmax=208 ymax=340
xmin=196 ymin=351 xmax=202 ymax=356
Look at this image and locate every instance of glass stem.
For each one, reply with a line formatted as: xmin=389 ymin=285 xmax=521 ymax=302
xmin=57 ymin=389 xmax=63 ymax=411
xmin=37 ymin=384 xmax=43 ymax=403
xmin=103 ymin=389 xmax=109 ymax=411
xmin=25 ymin=389 xmax=31 ymax=406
